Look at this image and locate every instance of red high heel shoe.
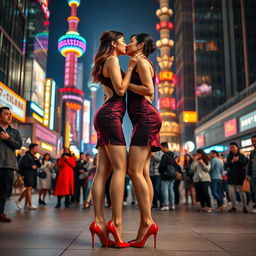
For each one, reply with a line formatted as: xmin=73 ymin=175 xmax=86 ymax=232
xmin=106 ymin=221 xmax=130 ymax=248
xmin=89 ymin=222 xmax=115 ymax=248
xmin=130 ymin=222 xmax=158 ymax=248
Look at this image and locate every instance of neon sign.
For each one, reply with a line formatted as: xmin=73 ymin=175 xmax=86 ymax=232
xmin=37 ymin=0 xmax=50 ymax=19
xmin=196 ymin=134 xmax=205 ymax=148
xmin=183 ymin=111 xmax=198 ymax=123
xmin=158 ymin=97 xmax=176 ymax=110
xmin=224 ymin=118 xmax=237 ymax=137
xmin=159 ymin=71 xmax=176 ymax=82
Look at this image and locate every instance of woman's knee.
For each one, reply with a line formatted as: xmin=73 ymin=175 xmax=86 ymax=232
xmin=128 ymin=168 xmax=141 ymax=179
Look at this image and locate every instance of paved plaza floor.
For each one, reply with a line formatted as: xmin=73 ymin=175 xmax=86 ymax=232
xmin=0 ymin=197 xmax=256 ymax=256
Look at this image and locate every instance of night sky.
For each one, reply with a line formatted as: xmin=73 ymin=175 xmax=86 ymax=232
xmin=47 ymin=0 xmax=161 ymax=144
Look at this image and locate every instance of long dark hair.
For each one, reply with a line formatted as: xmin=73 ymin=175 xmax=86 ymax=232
xmin=92 ymin=30 xmax=124 ymax=83
xmin=42 ymin=153 xmax=51 ymax=165
xmin=130 ymin=33 xmax=156 ymax=57
xmin=184 ymin=154 xmax=192 ymax=169
xmin=196 ymin=149 xmax=210 ymax=165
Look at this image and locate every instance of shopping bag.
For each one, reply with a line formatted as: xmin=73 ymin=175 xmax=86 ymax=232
xmin=242 ymin=179 xmax=251 ymax=192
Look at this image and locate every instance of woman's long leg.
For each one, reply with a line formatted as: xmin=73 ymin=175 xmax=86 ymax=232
xmin=128 ymin=145 xmax=153 ymax=242
xmin=91 ymin=146 xmax=112 ymax=235
xmin=105 ymin=145 xmax=127 ymax=242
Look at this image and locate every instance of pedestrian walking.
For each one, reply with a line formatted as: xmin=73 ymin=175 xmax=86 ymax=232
xmin=192 ymin=149 xmax=212 ymax=213
xmin=16 ymin=143 xmax=41 ymax=210
xmin=38 ymin=153 xmax=54 ymax=205
xmin=209 ymin=150 xmax=224 ymax=211
xmin=183 ymin=154 xmax=196 ymax=205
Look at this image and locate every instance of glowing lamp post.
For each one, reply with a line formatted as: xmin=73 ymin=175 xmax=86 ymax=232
xmin=87 ymin=81 xmax=100 ymax=144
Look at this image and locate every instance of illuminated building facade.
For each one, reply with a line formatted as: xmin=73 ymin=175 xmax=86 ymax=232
xmin=156 ymin=0 xmax=180 ymax=153
xmin=43 ymin=78 xmax=56 ymax=130
xmin=174 ymin=0 xmax=256 ymax=153
xmin=175 ymin=0 xmax=197 ymax=152
xmin=58 ymin=0 xmax=86 ymax=150
xmin=24 ymin=0 xmax=50 ymax=121
xmin=0 ymin=0 xmax=27 ymax=95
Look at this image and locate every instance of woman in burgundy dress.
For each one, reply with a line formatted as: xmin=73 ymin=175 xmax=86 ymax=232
xmin=90 ymin=30 xmax=141 ymax=248
xmin=126 ymin=33 xmax=162 ymax=248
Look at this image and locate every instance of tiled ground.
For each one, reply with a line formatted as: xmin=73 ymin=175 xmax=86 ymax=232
xmin=0 ymin=196 xmax=255 ymax=256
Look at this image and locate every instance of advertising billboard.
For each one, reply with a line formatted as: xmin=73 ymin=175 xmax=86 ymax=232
xmin=224 ymin=118 xmax=237 ymax=137
xmin=0 ymin=82 xmax=26 ymax=122
xmin=32 ymin=60 xmax=46 ymax=110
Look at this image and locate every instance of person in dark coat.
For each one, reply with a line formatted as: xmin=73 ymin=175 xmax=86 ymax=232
xmin=73 ymin=152 xmax=88 ymax=204
xmin=0 ymin=107 xmax=22 ymax=222
xmin=226 ymin=142 xmax=248 ymax=213
xmin=174 ymin=157 xmax=183 ymax=205
xmin=16 ymin=143 xmax=41 ymax=210
xmin=159 ymin=142 xmax=180 ymax=211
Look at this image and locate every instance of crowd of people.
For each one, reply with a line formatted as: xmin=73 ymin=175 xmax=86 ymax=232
xmin=150 ymin=137 xmax=256 ymax=214
xmin=14 ymin=147 xmax=97 ymax=211
xmin=0 ymin=105 xmax=256 ymax=225
xmin=0 ymin=106 xmax=98 ymax=222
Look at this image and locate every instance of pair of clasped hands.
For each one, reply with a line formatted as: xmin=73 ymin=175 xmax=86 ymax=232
xmin=0 ymin=130 xmax=10 ymax=141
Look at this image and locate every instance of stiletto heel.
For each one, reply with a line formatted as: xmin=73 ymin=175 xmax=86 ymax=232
xmin=106 ymin=221 xmax=130 ymax=248
xmin=130 ymin=222 xmax=158 ymax=248
xmin=91 ymin=231 xmax=95 ymax=248
xmin=89 ymin=222 xmax=115 ymax=248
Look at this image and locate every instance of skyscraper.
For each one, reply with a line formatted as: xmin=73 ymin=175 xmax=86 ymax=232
xmin=0 ymin=0 xmax=27 ymax=94
xmin=57 ymin=0 xmax=87 ymax=150
xmin=175 ymin=0 xmax=256 ymax=153
xmin=0 ymin=0 xmax=27 ymax=128
xmin=175 ymin=0 xmax=197 ymax=151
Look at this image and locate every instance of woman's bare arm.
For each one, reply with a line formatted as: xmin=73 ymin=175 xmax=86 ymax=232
xmin=106 ymin=56 xmax=134 ymax=96
xmin=128 ymin=59 xmax=154 ymax=97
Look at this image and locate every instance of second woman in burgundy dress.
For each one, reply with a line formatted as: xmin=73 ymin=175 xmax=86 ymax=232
xmin=126 ymin=33 xmax=162 ymax=248
xmin=90 ymin=30 xmax=141 ymax=248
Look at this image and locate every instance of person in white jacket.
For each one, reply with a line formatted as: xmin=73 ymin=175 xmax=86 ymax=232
xmin=192 ymin=149 xmax=212 ymax=213
xmin=38 ymin=153 xmax=54 ymax=205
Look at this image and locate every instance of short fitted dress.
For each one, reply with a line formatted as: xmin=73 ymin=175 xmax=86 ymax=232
xmin=94 ymin=72 xmax=126 ymax=147
xmin=127 ymin=59 xmax=162 ymax=152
